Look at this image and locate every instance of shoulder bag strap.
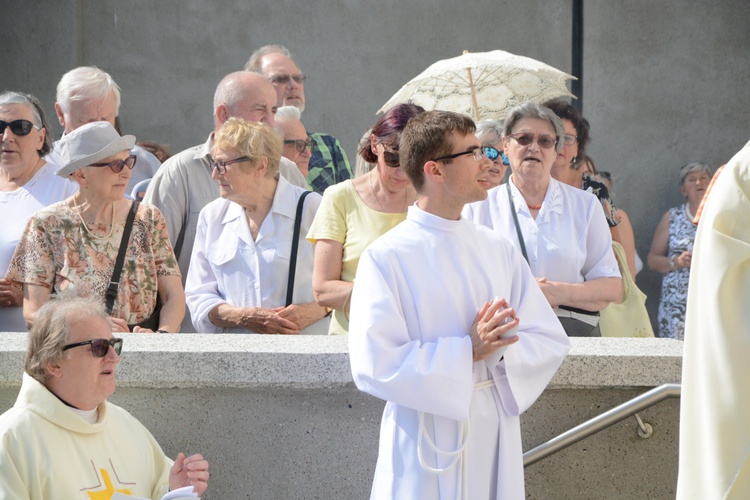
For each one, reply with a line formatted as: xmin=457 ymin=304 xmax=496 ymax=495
xmin=506 ymin=181 xmax=529 ymax=264
xmin=105 ymin=200 xmax=140 ymax=314
xmin=285 ymin=191 xmax=312 ymax=307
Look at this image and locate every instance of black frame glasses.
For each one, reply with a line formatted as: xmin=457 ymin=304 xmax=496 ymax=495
xmin=210 ymin=156 xmax=250 ymax=175
xmin=269 ymin=74 xmax=307 ymax=85
xmin=90 ymin=154 xmax=137 ymax=173
xmin=507 ymin=133 xmax=558 ymax=149
xmin=0 ymin=119 xmax=36 ymax=136
xmin=284 ymin=139 xmax=313 ymax=153
xmin=63 ymin=338 xmax=123 ymax=358
xmin=432 ymin=147 xmax=486 ymax=163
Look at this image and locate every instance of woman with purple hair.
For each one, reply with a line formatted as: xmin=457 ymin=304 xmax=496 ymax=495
xmin=307 ymin=103 xmax=424 ymax=334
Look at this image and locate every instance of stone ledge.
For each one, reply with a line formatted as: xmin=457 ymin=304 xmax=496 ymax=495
xmin=0 ymin=333 xmax=683 ymax=389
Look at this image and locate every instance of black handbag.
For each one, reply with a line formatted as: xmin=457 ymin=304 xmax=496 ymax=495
xmin=105 ymin=201 xmax=161 ymax=331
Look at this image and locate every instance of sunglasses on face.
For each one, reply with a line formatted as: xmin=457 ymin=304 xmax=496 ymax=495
xmin=0 ymin=119 xmax=36 ymax=136
xmin=376 ymin=144 xmax=400 ymax=168
xmin=483 ymin=147 xmax=511 ymax=166
xmin=284 ymin=138 xmax=313 ymax=154
xmin=63 ymin=337 xmax=123 ymax=357
xmin=90 ymin=154 xmax=137 ymax=173
xmin=269 ymin=74 xmax=307 ymax=85
xmin=507 ymin=133 xmax=558 ymax=149
xmin=209 ymin=156 xmax=250 ymax=175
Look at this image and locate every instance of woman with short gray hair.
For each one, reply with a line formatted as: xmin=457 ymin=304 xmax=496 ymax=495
xmin=475 ymin=118 xmax=509 ymax=188
xmin=465 ymin=102 xmax=622 ymax=337
xmin=647 ymin=162 xmax=713 ymax=339
xmin=0 ymin=91 xmax=78 ymax=331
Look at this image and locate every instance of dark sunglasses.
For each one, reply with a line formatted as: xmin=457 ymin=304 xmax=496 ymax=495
xmin=284 ymin=138 xmax=313 ymax=153
xmin=90 ymin=154 xmax=137 ymax=173
xmin=0 ymin=119 xmax=36 ymax=136
xmin=376 ymin=144 xmax=400 ymax=168
xmin=63 ymin=337 xmax=123 ymax=357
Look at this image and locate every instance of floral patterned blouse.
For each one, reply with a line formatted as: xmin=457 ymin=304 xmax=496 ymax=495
xmin=6 ymin=200 xmax=179 ymax=325
xmin=582 ymin=172 xmax=619 ymax=228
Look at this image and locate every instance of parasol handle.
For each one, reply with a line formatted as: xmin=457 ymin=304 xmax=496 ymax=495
xmin=463 ymin=50 xmax=481 ymax=121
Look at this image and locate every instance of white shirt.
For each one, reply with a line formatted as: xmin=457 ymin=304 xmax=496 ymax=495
xmin=349 ymin=205 xmax=569 ymax=499
xmin=185 ymin=175 xmax=327 ymax=334
xmin=463 ymin=176 xmax=620 ymax=283
xmin=0 ymin=162 xmax=78 ymax=331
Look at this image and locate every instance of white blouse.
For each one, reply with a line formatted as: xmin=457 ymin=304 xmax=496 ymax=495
xmin=463 ymin=176 xmax=620 ymax=283
xmin=185 ymin=175 xmax=328 ymax=334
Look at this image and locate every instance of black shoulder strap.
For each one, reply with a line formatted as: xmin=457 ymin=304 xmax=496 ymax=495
xmin=285 ymin=190 xmax=312 ymax=307
xmin=105 ymin=200 xmax=140 ymax=314
xmin=506 ymin=181 xmax=529 ymax=264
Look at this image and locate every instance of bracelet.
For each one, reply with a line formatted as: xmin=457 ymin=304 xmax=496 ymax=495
xmin=324 ymin=307 xmax=333 ymax=317
xmin=156 ymin=329 xmax=169 ymax=333
xmin=668 ymin=254 xmax=677 ymax=270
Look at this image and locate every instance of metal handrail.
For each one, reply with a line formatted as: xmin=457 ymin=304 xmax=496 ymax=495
xmin=523 ymin=383 xmax=681 ymax=467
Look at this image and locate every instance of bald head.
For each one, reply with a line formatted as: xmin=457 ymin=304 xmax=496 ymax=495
xmin=213 ymin=71 xmax=278 ymax=131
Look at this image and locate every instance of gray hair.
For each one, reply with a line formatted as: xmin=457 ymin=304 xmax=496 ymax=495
xmin=25 ymin=294 xmax=108 ymax=385
xmin=244 ymin=44 xmax=292 ymax=73
xmin=0 ymin=91 xmax=54 ymax=156
xmin=503 ymin=102 xmax=565 ymax=153
xmin=475 ymin=119 xmax=504 ymax=146
xmin=275 ymin=105 xmax=302 ymax=121
xmin=56 ymin=66 xmax=121 ymax=117
xmin=679 ymin=162 xmax=713 ymax=185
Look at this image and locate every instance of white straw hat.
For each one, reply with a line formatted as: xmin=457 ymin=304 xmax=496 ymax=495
xmin=55 ymin=121 xmax=135 ymax=177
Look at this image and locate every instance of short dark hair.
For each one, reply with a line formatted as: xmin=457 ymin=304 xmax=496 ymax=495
xmin=399 ymin=111 xmax=476 ymax=192
xmin=543 ymin=98 xmax=590 ymax=159
xmin=359 ymin=103 xmax=425 ymax=164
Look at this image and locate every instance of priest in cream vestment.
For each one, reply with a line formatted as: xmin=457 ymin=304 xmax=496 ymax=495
xmin=349 ymin=111 xmax=569 ymax=499
xmin=677 ymin=139 xmax=750 ymax=499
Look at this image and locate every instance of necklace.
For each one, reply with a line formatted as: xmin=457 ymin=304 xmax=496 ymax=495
xmin=370 ymin=172 xmax=407 ymax=213
xmin=527 ymin=203 xmax=543 ymax=210
xmin=74 ymin=200 xmax=116 ymax=240
xmin=684 ymin=203 xmax=695 ymax=222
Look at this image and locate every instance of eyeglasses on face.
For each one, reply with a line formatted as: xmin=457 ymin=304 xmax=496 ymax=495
xmin=375 ymin=143 xmax=400 ymax=168
xmin=210 ymin=156 xmax=251 ymax=175
xmin=507 ymin=133 xmax=558 ymax=149
xmin=562 ymin=134 xmax=578 ymax=146
xmin=284 ymin=138 xmax=313 ymax=154
xmin=0 ymin=119 xmax=36 ymax=136
xmin=269 ymin=74 xmax=307 ymax=85
xmin=90 ymin=154 xmax=137 ymax=173
xmin=432 ymin=147 xmax=486 ymax=163
xmin=63 ymin=337 xmax=123 ymax=358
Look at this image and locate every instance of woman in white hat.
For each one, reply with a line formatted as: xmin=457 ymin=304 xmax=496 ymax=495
xmin=6 ymin=121 xmax=184 ymax=332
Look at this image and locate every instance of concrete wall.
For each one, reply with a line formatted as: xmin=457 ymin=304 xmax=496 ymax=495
xmin=2 ymin=0 xmax=747 ymax=327
xmin=0 ymin=334 xmax=684 ymax=499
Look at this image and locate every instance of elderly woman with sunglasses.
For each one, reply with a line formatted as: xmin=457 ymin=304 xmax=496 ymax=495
xmin=476 ymin=118 xmax=510 ymax=188
xmin=185 ymin=118 xmax=328 ymax=334
xmin=306 ymin=103 xmax=424 ymax=335
xmin=6 ymin=121 xmax=184 ymax=332
xmin=464 ymin=102 xmax=621 ymax=337
xmin=0 ymin=91 xmax=78 ymax=331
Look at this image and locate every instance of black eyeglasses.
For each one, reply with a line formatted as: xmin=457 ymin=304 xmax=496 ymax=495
xmin=269 ymin=74 xmax=307 ymax=85
xmin=0 ymin=119 xmax=36 ymax=136
xmin=284 ymin=139 xmax=313 ymax=153
xmin=210 ymin=156 xmax=250 ymax=175
xmin=90 ymin=154 xmax=137 ymax=173
xmin=63 ymin=338 xmax=123 ymax=358
xmin=432 ymin=147 xmax=486 ymax=163
xmin=507 ymin=133 xmax=558 ymax=149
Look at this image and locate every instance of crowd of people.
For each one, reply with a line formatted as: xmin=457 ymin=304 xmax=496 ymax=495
xmin=0 ymin=43 xmax=721 ymax=498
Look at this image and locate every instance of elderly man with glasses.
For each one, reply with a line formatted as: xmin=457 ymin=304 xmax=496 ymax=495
xmin=245 ymin=45 xmax=352 ymax=194
xmin=275 ymin=106 xmax=314 ymax=178
xmin=0 ymin=295 xmax=210 ymax=498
